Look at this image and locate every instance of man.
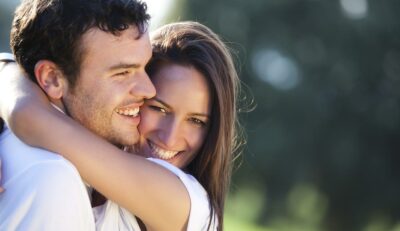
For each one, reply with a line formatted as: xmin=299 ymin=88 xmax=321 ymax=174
xmin=0 ymin=0 xmax=155 ymax=229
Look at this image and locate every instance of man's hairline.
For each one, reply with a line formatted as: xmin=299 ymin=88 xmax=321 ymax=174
xmin=69 ymin=24 xmax=149 ymax=87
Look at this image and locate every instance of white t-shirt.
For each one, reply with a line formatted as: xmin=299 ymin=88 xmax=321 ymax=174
xmin=93 ymin=158 xmax=217 ymax=231
xmin=0 ymin=126 xmax=96 ymax=230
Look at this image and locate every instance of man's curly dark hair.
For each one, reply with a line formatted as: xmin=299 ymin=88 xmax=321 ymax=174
xmin=11 ymin=0 xmax=150 ymax=87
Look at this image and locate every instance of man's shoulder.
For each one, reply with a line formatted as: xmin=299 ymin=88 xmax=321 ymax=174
xmin=0 ymin=147 xmax=94 ymax=231
xmin=0 ymin=126 xmax=66 ymax=163
xmin=0 ymin=153 xmax=89 ymax=214
xmin=0 ymin=163 xmax=94 ymax=230
xmin=0 ymin=127 xmax=82 ymax=187
xmin=3 ymin=153 xmax=83 ymax=192
xmin=24 ymin=159 xmax=84 ymax=194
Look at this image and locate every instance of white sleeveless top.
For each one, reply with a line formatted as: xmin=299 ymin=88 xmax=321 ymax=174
xmin=92 ymin=158 xmax=217 ymax=231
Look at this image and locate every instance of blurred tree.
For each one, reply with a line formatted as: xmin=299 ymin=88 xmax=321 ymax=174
xmin=0 ymin=1 xmax=16 ymax=52
xmin=179 ymin=1 xmax=400 ymax=231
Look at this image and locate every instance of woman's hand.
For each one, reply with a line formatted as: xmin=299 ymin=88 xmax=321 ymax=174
xmin=0 ymin=62 xmax=50 ymax=132
xmin=0 ymin=62 xmax=30 ymax=124
xmin=0 ymin=63 xmax=19 ymax=119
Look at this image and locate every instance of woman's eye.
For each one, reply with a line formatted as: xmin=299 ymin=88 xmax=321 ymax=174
xmin=149 ymin=105 xmax=167 ymax=114
xmin=189 ymin=118 xmax=207 ymax=127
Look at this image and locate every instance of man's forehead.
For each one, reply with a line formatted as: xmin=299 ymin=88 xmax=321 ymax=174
xmin=76 ymin=26 xmax=151 ymax=73
xmin=81 ymin=26 xmax=145 ymax=44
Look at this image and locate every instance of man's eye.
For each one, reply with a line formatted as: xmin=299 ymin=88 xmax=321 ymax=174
xmin=114 ymin=70 xmax=130 ymax=76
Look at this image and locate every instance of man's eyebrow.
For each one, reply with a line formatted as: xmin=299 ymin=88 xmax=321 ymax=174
xmin=108 ymin=63 xmax=140 ymax=71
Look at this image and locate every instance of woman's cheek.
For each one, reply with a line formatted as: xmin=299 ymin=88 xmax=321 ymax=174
xmin=138 ymin=108 xmax=158 ymax=134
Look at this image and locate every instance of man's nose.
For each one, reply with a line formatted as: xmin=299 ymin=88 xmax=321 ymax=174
xmin=129 ymin=71 xmax=156 ymax=99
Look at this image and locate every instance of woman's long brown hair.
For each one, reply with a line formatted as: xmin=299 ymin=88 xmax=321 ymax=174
xmin=146 ymin=21 xmax=243 ymax=231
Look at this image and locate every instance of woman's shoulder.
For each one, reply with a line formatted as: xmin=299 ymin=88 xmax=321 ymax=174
xmin=146 ymin=158 xmax=206 ymax=195
xmin=93 ymin=200 xmax=141 ymax=231
xmin=146 ymin=158 xmax=217 ymax=230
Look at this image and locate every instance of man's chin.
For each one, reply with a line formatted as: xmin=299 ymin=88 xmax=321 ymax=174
xmin=111 ymin=133 xmax=140 ymax=148
xmin=96 ymin=126 xmax=140 ymax=148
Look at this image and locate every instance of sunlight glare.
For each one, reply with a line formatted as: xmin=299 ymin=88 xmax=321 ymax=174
xmin=143 ymin=0 xmax=176 ymax=30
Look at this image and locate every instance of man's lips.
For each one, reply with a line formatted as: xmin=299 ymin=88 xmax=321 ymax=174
xmin=115 ymin=102 xmax=143 ymax=117
xmin=115 ymin=107 xmax=139 ymax=117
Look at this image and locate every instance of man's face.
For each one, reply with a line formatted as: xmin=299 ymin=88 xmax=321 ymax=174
xmin=63 ymin=26 xmax=155 ymax=147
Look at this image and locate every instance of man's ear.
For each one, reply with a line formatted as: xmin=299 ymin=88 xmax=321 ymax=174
xmin=34 ymin=60 xmax=68 ymax=99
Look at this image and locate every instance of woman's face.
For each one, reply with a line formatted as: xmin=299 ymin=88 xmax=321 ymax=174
xmin=137 ymin=64 xmax=212 ymax=169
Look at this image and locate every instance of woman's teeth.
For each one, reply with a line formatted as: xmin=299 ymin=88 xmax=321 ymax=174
xmin=115 ymin=108 xmax=139 ymax=117
xmin=148 ymin=141 xmax=179 ymax=160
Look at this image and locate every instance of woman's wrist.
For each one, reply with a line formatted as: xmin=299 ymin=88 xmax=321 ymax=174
xmin=0 ymin=53 xmax=16 ymax=72
xmin=0 ymin=55 xmax=16 ymax=130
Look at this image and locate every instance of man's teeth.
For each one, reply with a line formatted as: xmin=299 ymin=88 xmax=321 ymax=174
xmin=149 ymin=141 xmax=178 ymax=160
xmin=116 ymin=108 xmax=139 ymax=117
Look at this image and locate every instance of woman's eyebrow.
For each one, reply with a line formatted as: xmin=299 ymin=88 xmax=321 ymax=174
xmin=190 ymin=113 xmax=210 ymax=118
xmin=151 ymin=98 xmax=210 ymax=118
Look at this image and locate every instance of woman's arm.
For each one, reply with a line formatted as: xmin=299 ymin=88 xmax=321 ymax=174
xmin=0 ymin=62 xmax=46 ymax=128
xmin=0 ymin=64 xmax=190 ymax=231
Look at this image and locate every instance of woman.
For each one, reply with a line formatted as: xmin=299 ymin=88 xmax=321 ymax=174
xmin=0 ymin=21 xmax=242 ymax=230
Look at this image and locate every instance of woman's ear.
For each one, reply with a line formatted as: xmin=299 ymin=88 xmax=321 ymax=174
xmin=34 ymin=60 xmax=68 ymax=100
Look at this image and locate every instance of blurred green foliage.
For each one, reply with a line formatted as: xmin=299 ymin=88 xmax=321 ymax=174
xmin=0 ymin=1 xmax=15 ymax=52
xmin=1 ymin=0 xmax=400 ymax=230
xmin=177 ymin=0 xmax=400 ymax=231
